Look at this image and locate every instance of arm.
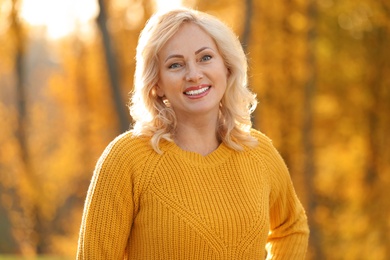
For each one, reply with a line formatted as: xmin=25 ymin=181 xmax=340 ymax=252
xmin=266 ymin=143 xmax=309 ymax=259
xmin=77 ymin=138 xmax=134 ymax=259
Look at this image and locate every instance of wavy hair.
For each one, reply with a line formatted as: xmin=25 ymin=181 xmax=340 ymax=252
xmin=130 ymin=8 xmax=258 ymax=153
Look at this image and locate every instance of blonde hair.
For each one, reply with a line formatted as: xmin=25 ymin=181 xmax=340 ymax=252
xmin=130 ymin=8 xmax=258 ymax=153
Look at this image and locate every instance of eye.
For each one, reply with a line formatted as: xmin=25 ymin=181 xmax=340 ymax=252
xmin=200 ymin=55 xmax=212 ymax=62
xmin=168 ymin=63 xmax=182 ymax=69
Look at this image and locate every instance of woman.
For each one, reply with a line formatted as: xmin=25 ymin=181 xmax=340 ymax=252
xmin=77 ymin=8 xmax=309 ymax=259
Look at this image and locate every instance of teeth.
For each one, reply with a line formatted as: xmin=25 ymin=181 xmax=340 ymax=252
xmin=185 ymin=87 xmax=210 ymax=96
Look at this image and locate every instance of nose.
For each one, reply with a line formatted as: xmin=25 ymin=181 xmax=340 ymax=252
xmin=185 ymin=62 xmax=203 ymax=82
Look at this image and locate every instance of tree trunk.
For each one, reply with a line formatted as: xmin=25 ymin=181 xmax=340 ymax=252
xmin=97 ymin=0 xmax=130 ymax=133
xmin=241 ymin=0 xmax=253 ymax=54
xmin=302 ymin=0 xmax=324 ymax=259
xmin=11 ymin=0 xmax=46 ymax=255
xmin=364 ymin=23 xmax=390 ymax=258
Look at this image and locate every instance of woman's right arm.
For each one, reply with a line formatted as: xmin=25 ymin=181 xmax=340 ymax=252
xmin=77 ymin=138 xmax=135 ymax=260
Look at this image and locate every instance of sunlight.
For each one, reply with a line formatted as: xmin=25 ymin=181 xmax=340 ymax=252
xmin=20 ymin=0 xmax=98 ymax=40
xmin=19 ymin=0 xmax=184 ymax=40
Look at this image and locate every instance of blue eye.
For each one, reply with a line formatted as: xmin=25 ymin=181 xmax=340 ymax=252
xmin=201 ymin=55 xmax=212 ymax=61
xmin=168 ymin=63 xmax=181 ymax=69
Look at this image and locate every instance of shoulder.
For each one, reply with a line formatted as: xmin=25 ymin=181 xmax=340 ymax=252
xmin=246 ymin=129 xmax=287 ymax=171
xmin=107 ymin=130 xmax=153 ymax=153
xmin=248 ymin=128 xmax=275 ymax=154
xmin=250 ymin=128 xmax=272 ymax=143
xmin=97 ymin=130 xmax=155 ymax=170
xmin=91 ymin=131 xmax=158 ymax=193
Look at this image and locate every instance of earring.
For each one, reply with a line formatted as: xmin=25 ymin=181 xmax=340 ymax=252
xmin=162 ymin=97 xmax=171 ymax=107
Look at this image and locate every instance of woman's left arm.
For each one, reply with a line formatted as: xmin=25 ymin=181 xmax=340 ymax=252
xmin=266 ymin=142 xmax=310 ymax=259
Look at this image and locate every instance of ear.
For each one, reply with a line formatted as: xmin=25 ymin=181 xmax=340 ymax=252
xmin=155 ymin=85 xmax=165 ymax=97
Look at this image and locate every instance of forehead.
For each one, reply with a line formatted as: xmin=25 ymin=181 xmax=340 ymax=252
xmin=159 ymin=22 xmax=217 ymax=56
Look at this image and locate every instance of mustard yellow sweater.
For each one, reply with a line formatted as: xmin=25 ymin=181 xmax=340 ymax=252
xmin=77 ymin=129 xmax=309 ymax=259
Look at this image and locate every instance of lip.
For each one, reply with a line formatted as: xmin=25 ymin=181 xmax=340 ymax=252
xmin=183 ymin=84 xmax=211 ymax=99
xmin=184 ymin=84 xmax=210 ymax=92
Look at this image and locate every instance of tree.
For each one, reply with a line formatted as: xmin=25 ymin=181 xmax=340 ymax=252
xmin=97 ymin=0 xmax=130 ymax=133
xmin=9 ymin=0 xmax=42 ymax=254
xmin=302 ymin=0 xmax=324 ymax=258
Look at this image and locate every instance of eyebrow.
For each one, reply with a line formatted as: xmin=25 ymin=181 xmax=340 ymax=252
xmin=164 ymin=54 xmax=183 ymax=63
xmin=164 ymin=47 xmax=213 ymax=63
xmin=195 ymin=46 xmax=212 ymax=55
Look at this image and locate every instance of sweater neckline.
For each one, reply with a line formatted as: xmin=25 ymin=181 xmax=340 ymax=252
xmin=161 ymin=140 xmax=233 ymax=166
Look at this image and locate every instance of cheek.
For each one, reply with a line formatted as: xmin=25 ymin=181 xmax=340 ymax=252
xmin=160 ymin=72 xmax=183 ymax=88
xmin=156 ymin=77 xmax=176 ymax=97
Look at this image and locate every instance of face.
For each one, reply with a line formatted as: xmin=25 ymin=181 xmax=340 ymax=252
xmin=156 ymin=22 xmax=229 ymax=121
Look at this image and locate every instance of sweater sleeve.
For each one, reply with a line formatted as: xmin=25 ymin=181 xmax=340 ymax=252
xmin=265 ymin=140 xmax=309 ymax=259
xmin=77 ymin=135 xmax=135 ymax=259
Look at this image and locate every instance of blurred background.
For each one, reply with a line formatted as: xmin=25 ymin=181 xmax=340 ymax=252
xmin=0 ymin=0 xmax=389 ymax=259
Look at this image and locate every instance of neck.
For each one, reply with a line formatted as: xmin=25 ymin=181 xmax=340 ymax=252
xmin=174 ymin=117 xmax=220 ymax=156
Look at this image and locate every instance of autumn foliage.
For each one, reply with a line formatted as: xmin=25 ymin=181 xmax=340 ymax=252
xmin=0 ymin=0 xmax=389 ymax=259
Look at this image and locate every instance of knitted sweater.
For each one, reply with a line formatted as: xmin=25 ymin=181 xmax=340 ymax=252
xmin=77 ymin=129 xmax=309 ymax=259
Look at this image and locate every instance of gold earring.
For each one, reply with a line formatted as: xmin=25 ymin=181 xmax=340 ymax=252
xmin=162 ymin=97 xmax=171 ymax=107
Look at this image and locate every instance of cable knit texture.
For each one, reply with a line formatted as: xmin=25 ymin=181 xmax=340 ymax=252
xmin=77 ymin=129 xmax=309 ymax=259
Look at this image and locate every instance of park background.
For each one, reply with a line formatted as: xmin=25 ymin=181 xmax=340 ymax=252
xmin=0 ymin=0 xmax=389 ymax=259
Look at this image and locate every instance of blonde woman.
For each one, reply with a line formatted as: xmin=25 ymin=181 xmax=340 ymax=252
xmin=77 ymin=8 xmax=309 ymax=259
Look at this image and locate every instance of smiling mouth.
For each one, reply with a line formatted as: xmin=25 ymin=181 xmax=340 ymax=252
xmin=184 ymin=86 xmax=211 ymax=96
